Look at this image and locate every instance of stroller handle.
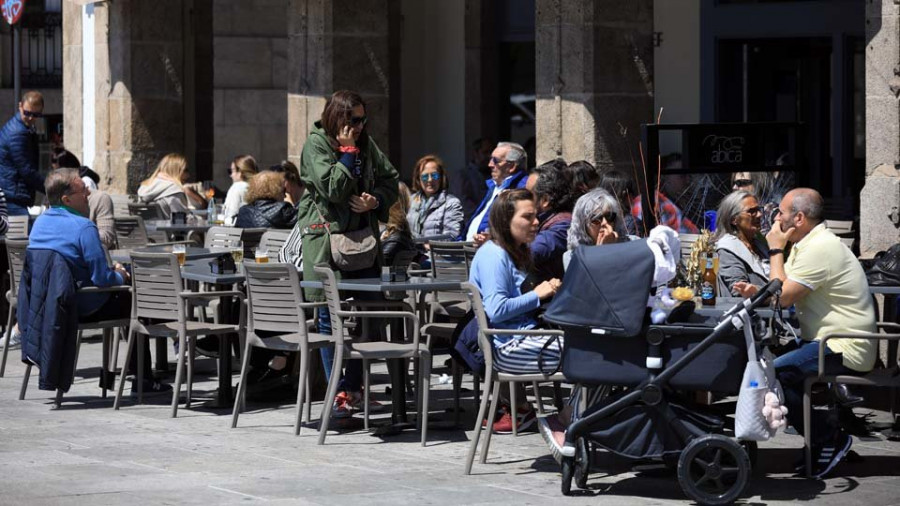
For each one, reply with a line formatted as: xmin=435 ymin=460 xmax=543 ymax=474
xmin=722 ymin=278 xmax=783 ymax=319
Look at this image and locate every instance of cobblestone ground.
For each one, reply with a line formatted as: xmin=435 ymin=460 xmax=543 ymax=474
xmin=1 ymin=335 xmax=899 ymax=505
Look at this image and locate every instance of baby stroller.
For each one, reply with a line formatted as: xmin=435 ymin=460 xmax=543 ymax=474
xmin=543 ymin=240 xmax=782 ymax=505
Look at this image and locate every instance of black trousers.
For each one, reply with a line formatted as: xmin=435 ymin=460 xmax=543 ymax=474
xmin=79 ymin=291 xmax=151 ymax=378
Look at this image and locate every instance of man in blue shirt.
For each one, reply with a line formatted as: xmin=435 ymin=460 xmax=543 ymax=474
xmin=0 ymin=91 xmax=45 ymax=216
xmin=29 ymin=168 xmax=170 ymax=394
xmin=464 ymin=141 xmax=529 ymax=245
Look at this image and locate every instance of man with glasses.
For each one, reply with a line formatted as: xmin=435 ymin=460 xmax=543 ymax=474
xmin=748 ymin=187 xmax=876 ymax=479
xmin=0 ymin=91 xmax=46 ymax=216
xmin=464 ymin=141 xmax=528 ymax=244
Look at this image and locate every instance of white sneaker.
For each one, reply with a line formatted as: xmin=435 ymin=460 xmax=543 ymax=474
xmin=0 ymin=329 xmax=22 ymax=350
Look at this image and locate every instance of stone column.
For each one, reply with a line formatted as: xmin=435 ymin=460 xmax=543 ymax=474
xmin=286 ymin=0 xmax=395 ymax=168
xmin=861 ymin=2 xmax=900 ymax=257
xmin=534 ymin=0 xmax=653 ymax=171
xmin=63 ymin=0 xmax=191 ymax=194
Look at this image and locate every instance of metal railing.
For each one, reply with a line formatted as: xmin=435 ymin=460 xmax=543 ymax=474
xmin=14 ymin=11 xmax=63 ymax=88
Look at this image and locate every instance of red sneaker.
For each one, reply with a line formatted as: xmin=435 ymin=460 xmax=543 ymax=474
xmin=492 ymin=407 xmax=536 ymax=434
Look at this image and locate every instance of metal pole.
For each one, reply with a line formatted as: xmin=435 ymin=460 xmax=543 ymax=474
xmin=13 ymin=23 xmax=20 ymax=108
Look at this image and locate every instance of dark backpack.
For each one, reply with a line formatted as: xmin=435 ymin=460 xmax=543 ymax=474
xmin=866 ymin=243 xmax=900 ymax=286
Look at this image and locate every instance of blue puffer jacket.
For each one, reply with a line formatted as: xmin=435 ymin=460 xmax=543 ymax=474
xmin=0 ymin=114 xmax=42 ymax=207
xmin=18 ymin=249 xmax=79 ymax=392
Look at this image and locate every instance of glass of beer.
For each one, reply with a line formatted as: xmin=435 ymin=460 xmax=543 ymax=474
xmin=230 ymin=241 xmax=244 ymax=269
xmin=172 ymin=244 xmax=187 ymax=266
xmin=255 ymin=247 xmax=269 ymax=263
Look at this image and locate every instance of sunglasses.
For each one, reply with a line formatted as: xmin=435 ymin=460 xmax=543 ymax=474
xmin=22 ymin=109 xmax=43 ymax=119
xmin=490 ymin=156 xmax=507 ymax=165
xmin=349 ymin=115 xmax=368 ymax=127
xmin=420 ymin=173 xmax=441 ymax=182
xmin=733 ymin=178 xmax=752 ymax=188
xmin=590 ymin=211 xmax=617 ymax=225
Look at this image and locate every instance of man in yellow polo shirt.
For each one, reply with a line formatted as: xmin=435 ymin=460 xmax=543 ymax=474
xmin=762 ymin=187 xmax=876 ymax=479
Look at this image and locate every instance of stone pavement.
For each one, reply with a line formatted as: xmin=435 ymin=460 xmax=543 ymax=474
xmin=1 ymin=336 xmax=899 ymax=505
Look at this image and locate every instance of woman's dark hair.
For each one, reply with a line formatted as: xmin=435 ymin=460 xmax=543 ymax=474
xmin=51 ymin=148 xmax=81 ymax=169
xmin=599 ymin=170 xmax=635 ymax=211
xmin=411 ymin=154 xmax=448 ymax=193
xmin=489 ymin=188 xmax=534 ymax=272
xmin=267 ymin=160 xmax=302 ymax=187
xmin=321 ymin=90 xmax=367 ymax=143
xmin=530 ymin=158 xmax=575 ymax=213
xmin=567 ymin=160 xmax=600 ymax=196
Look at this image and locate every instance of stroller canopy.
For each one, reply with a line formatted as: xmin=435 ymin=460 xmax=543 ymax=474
xmin=544 ymin=239 xmax=655 ymax=337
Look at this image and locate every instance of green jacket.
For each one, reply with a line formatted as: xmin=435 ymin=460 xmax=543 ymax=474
xmin=296 ymin=122 xmax=399 ymax=301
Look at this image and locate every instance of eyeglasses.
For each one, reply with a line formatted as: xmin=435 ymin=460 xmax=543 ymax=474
xmin=590 ymin=211 xmax=617 ymax=225
xmin=22 ymin=109 xmax=43 ymax=119
xmin=741 ymin=206 xmax=763 ymax=216
xmin=349 ymin=115 xmax=368 ymax=127
xmin=733 ymin=179 xmax=752 ymax=188
xmin=420 ymin=173 xmax=441 ymax=182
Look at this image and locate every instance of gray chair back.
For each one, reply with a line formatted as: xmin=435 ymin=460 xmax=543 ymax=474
xmin=464 ymin=282 xmax=495 ymax=375
xmin=259 ymin=229 xmax=291 ymax=257
xmin=429 ymin=240 xmax=472 ymax=282
xmin=113 ymin=216 xmax=151 ymax=250
xmin=205 ymin=226 xmax=243 ymax=249
xmin=129 ymin=252 xmax=185 ymax=322
xmin=243 ymin=262 xmax=306 ymax=338
xmin=6 ymin=239 xmax=28 ymax=301
xmin=313 ymin=265 xmax=348 ymax=346
xmin=128 ymin=202 xmax=165 ymax=220
xmin=6 ymin=216 xmax=29 ymax=238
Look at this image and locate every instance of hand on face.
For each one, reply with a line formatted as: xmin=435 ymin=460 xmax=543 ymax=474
xmin=766 ymin=219 xmax=794 ymax=250
xmin=594 ymin=221 xmax=618 ymax=245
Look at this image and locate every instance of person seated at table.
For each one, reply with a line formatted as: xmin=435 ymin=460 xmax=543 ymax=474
xmin=406 ymin=154 xmax=464 ymax=242
xmin=563 ymin=187 xmax=629 ymax=270
xmin=30 ymin=168 xmax=169 ymax=394
xmin=598 ymin=170 xmax=639 ymax=237
xmin=714 ymin=190 xmax=770 ymax=297
xmin=460 ymin=188 xmax=562 ymax=433
xmin=266 ymin=160 xmax=305 ymax=207
xmin=52 ymin=149 xmax=116 ymax=251
xmin=137 ymin=153 xmax=193 ymax=219
xmin=223 ymin=154 xmax=258 ymax=226
xmin=381 ymin=182 xmax=416 ymax=266
xmin=235 ymin=170 xmax=297 ymax=230
xmin=526 ymin=158 xmax=574 ymax=283
xmin=566 ymin=159 xmax=600 ymax=197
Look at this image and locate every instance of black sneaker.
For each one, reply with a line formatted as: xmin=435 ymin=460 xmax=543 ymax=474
xmin=130 ymin=379 xmax=173 ymax=396
xmin=809 ymin=432 xmax=852 ymax=479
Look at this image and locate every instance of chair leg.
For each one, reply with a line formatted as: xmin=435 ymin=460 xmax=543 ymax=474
xmin=54 ymin=388 xmax=63 ymax=408
xmin=294 ymin=350 xmax=310 ymax=435
xmin=804 ymin=377 xmax=814 ymax=478
xmin=170 ymin=333 xmax=187 ymax=418
xmin=363 ymin=358 xmax=370 ymax=431
xmin=114 ymin=327 xmax=137 ymax=410
xmin=101 ymin=329 xmax=110 ymax=398
xmin=0 ymin=304 xmax=15 ymax=377
xmin=480 ymin=380 xmax=502 ymax=464
xmin=136 ymin=334 xmax=145 ymax=404
xmin=452 ymin=359 xmax=462 ymax=427
xmin=464 ymin=372 xmax=493 ymax=475
xmin=533 ymin=381 xmax=545 ymax=415
xmin=186 ymin=337 xmax=196 ymax=408
xmin=231 ymin=343 xmax=254 ymax=429
xmin=473 ymin=372 xmax=481 ymax=408
xmin=420 ymin=350 xmax=432 ymax=447
xmin=305 ymin=374 xmax=312 ymax=424
xmin=317 ymin=345 xmax=344 ymax=445
xmin=510 ymin=381 xmax=518 ymax=437
xmin=18 ymin=363 xmax=31 ymax=400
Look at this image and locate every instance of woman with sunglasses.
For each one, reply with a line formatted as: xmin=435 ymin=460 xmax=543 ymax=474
xmin=294 ymin=90 xmax=399 ymax=419
xmin=714 ymin=190 xmax=770 ymax=297
xmin=406 ymin=154 xmax=464 ymax=242
xmin=563 ymin=188 xmax=629 ymax=270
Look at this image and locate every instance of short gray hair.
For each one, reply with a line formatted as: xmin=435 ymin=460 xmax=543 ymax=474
xmin=45 ymin=168 xmax=81 ymax=206
xmin=567 ymin=188 xmax=626 ymax=250
xmin=715 ymin=190 xmax=753 ymax=240
xmin=498 ymin=141 xmax=527 ymax=170
xmin=790 ymin=188 xmax=824 ymax=223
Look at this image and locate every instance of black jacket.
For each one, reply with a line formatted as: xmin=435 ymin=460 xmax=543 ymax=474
xmin=381 ymin=229 xmax=417 ymax=267
xmin=18 ymin=249 xmax=79 ymax=392
xmin=235 ymin=199 xmax=297 ymax=229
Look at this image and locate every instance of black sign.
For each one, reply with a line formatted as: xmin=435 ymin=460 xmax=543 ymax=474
xmin=686 ymin=125 xmax=762 ymax=172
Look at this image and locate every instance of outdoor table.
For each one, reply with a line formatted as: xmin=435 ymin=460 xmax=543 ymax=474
xmin=110 ymin=246 xmax=229 ymax=264
xmin=179 ymin=258 xmax=246 ymax=407
xmin=144 ymin=219 xmax=213 ymax=234
xmin=301 ymin=276 xmax=466 ymax=426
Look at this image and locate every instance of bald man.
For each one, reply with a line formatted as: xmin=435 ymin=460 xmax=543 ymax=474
xmin=738 ymin=188 xmax=875 ymax=478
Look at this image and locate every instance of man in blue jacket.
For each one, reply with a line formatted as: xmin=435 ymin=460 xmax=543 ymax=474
xmin=0 ymin=91 xmax=45 ymax=216
xmin=464 ymin=141 xmax=528 ymax=245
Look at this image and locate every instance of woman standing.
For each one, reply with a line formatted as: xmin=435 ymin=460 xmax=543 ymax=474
xmin=715 ymin=190 xmax=771 ymax=297
xmin=406 ymin=155 xmax=464 ymax=241
xmin=295 ymin=90 xmax=399 ymax=418
xmin=223 ymin=155 xmax=257 ymax=226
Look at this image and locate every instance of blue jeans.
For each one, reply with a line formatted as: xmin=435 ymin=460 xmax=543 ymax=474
xmin=7 ymin=202 xmax=29 ymax=217
xmin=318 ymin=264 xmax=385 ymax=393
xmin=773 ymin=339 xmax=852 ymax=447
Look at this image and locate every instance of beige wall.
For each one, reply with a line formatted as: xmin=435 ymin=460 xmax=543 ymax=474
xmin=653 ymin=0 xmax=700 ymax=155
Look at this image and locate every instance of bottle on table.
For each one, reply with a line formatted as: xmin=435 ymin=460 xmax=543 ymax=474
xmin=701 ymin=253 xmax=717 ymax=306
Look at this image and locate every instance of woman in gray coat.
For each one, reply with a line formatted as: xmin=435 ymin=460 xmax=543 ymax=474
xmin=714 ymin=190 xmax=771 ymax=297
xmin=406 ymin=154 xmax=464 ymax=240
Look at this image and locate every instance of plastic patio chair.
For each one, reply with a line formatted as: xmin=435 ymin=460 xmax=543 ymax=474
xmin=113 ymin=251 xmax=245 ymax=417
xmin=0 ymin=239 xmax=27 ymax=377
xmin=231 ymin=262 xmax=331 ymax=434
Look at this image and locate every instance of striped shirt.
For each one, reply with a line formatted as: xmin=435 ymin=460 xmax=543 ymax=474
xmin=0 ymin=187 xmax=9 ymax=236
xmin=278 ymin=224 xmax=303 ymax=268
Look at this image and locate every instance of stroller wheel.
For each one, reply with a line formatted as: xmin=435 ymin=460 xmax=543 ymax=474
xmin=677 ymin=434 xmax=750 ymax=506
xmin=574 ymin=438 xmax=589 ymax=489
xmin=561 ymin=457 xmax=574 ymax=496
